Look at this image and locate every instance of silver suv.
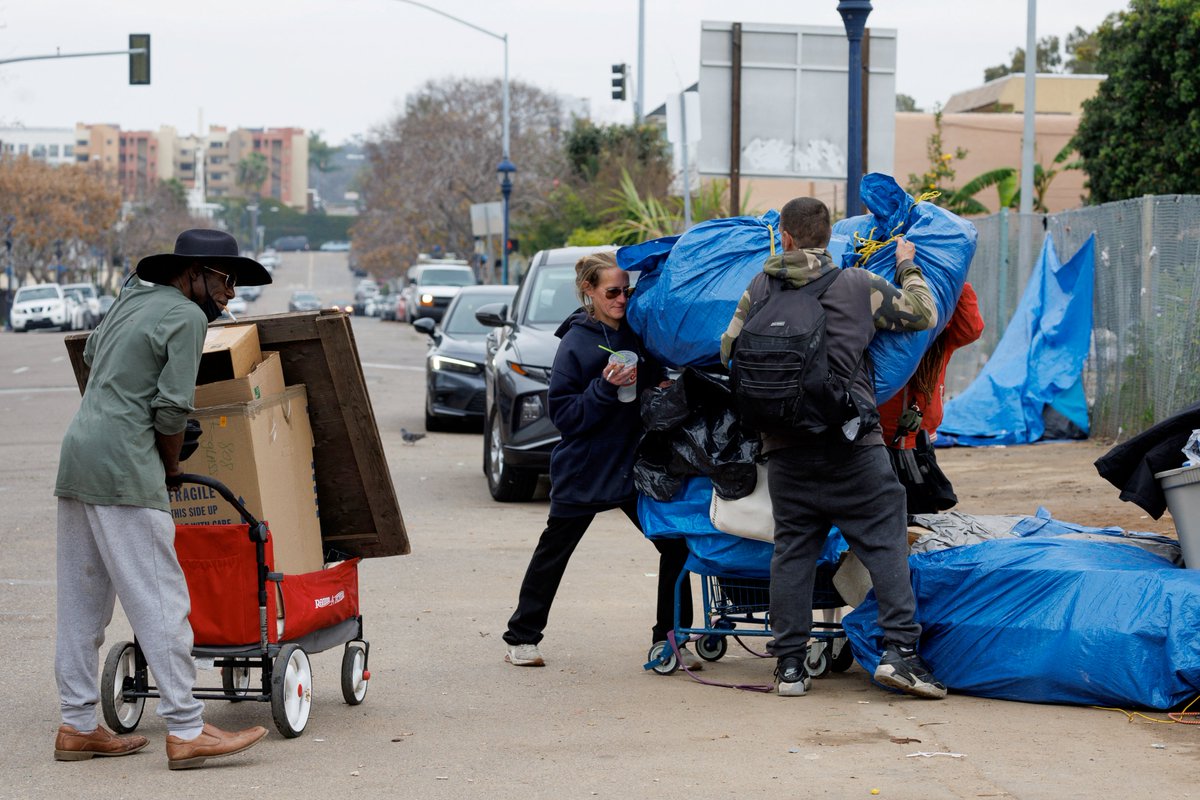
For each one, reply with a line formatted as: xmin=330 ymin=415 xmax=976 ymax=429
xmin=401 ymin=263 xmax=477 ymax=324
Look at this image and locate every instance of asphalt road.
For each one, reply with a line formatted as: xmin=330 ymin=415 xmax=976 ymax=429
xmin=0 ymin=252 xmax=1194 ymax=799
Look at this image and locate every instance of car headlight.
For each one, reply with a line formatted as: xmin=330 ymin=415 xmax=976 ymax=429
xmin=430 ymin=355 xmax=481 ymax=374
xmin=508 ymin=362 xmax=552 ymax=384
xmin=420 ymin=293 xmax=434 ymax=306
xmin=518 ymin=394 xmax=545 ymax=427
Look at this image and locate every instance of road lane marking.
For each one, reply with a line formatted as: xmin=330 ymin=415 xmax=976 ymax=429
xmin=361 ymin=362 xmax=424 ymax=373
xmin=12 ymin=366 xmax=28 ymax=374
xmin=0 ymin=386 xmax=77 ymax=395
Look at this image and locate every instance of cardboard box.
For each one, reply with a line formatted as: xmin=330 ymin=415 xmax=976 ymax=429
xmin=195 ymin=351 xmax=286 ymax=408
xmin=197 ymin=324 xmax=261 ymax=385
xmin=169 ymin=385 xmax=323 ymax=576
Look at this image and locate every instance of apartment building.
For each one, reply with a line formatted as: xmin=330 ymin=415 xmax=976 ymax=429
xmin=0 ymin=127 xmax=78 ymax=165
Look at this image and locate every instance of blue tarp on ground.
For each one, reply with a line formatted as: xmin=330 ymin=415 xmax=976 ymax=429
xmin=638 ymin=476 xmax=845 ymax=580
xmin=939 ymin=234 xmax=1095 ymax=445
xmin=830 ymin=174 xmax=978 ymax=402
xmin=843 ymin=535 xmax=1200 ymax=709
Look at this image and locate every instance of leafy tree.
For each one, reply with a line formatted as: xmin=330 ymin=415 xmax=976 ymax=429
xmin=308 ymin=131 xmax=340 ymax=174
xmin=983 ymin=35 xmax=1063 ymax=82
xmin=895 ymin=93 xmax=920 ymax=112
xmin=1064 ymin=23 xmax=1104 ymax=73
xmin=119 ymin=180 xmax=210 ymax=270
xmin=352 ymin=77 xmax=567 ymax=281
xmin=1073 ymin=0 xmax=1200 ymax=202
xmin=236 ymin=151 xmax=269 ymax=198
xmin=954 ymin=142 xmax=1081 ymax=214
xmin=0 ymin=156 xmax=119 ymax=283
xmin=905 ymin=108 xmax=979 ymax=214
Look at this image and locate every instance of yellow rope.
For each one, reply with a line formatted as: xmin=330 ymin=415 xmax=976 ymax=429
xmin=850 ymin=191 xmax=943 ymax=267
xmin=768 ymin=223 xmax=776 ymax=256
xmin=1092 ymin=693 xmax=1200 ymax=725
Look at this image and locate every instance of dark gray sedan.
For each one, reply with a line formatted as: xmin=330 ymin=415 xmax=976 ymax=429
xmin=415 ymin=284 xmax=517 ymax=431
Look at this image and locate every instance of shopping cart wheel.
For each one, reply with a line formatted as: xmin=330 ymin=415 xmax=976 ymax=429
xmin=341 ymin=643 xmax=368 ymax=705
xmin=222 ymin=662 xmax=254 ymax=701
xmin=696 ymin=635 xmax=728 ymax=662
xmin=805 ymin=644 xmax=831 ymax=678
xmin=647 ymin=641 xmax=679 ymax=675
xmin=270 ymin=644 xmax=312 ymax=738
xmin=100 ymin=641 xmax=145 ymax=733
xmin=830 ymin=639 xmax=855 ymax=673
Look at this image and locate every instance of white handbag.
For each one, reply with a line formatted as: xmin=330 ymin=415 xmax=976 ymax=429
xmin=708 ymin=463 xmax=775 ymax=542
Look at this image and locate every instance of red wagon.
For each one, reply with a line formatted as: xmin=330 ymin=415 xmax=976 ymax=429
xmin=99 ymin=475 xmax=370 ymax=738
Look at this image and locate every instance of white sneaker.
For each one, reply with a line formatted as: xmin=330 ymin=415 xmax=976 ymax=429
xmin=654 ymin=641 xmax=703 ymax=671
xmin=505 ymin=643 xmax=545 ymax=667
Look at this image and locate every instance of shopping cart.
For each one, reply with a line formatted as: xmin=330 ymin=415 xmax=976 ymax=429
xmin=644 ymin=560 xmax=853 ymax=679
xmin=98 ymin=475 xmax=370 ymax=739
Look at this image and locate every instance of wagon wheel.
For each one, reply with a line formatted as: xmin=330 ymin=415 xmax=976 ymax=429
xmin=270 ymin=644 xmax=312 ymax=738
xmin=341 ymin=643 xmax=369 ymax=706
xmin=222 ymin=662 xmax=254 ymax=702
xmin=100 ymin=641 xmax=145 ymax=733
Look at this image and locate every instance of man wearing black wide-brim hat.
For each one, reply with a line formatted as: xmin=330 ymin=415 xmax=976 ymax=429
xmin=52 ymin=229 xmax=272 ymax=770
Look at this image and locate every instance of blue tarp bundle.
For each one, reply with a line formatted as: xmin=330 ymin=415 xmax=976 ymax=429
xmin=830 ymin=174 xmax=979 ymax=402
xmin=939 ymin=234 xmax=1095 ymax=445
xmin=618 ymin=211 xmax=781 ymax=369
xmin=843 ymin=536 xmax=1200 ymax=709
xmin=639 ymin=476 xmax=846 ymax=579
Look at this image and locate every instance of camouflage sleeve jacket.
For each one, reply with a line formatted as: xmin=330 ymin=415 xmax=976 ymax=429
xmin=720 ymin=258 xmax=939 ymax=367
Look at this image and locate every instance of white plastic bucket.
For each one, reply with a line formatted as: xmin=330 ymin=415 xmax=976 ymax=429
xmin=1157 ymin=464 xmax=1200 ymax=568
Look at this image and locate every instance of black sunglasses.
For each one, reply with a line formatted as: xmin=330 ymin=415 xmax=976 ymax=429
xmin=602 ymin=286 xmax=635 ymax=299
xmin=204 ymin=266 xmax=237 ymax=290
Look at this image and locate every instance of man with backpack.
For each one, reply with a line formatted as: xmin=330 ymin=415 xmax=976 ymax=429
xmin=720 ymin=197 xmax=946 ymax=699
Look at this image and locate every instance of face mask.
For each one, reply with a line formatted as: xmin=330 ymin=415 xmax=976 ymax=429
xmin=194 ymin=273 xmax=223 ymax=323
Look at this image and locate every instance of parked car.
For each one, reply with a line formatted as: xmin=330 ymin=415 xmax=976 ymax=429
xmin=97 ymin=294 xmax=116 ymax=321
xmin=475 ymin=246 xmax=617 ymax=501
xmin=9 ymin=283 xmax=77 ymax=332
xmin=273 ymin=235 xmax=309 ymax=252
xmin=319 ymin=240 xmax=351 ymax=252
xmin=401 ymin=263 xmax=477 ymax=324
xmin=258 ymin=250 xmax=280 ymax=272
xmin=60 ymin=288 xmax=94 ymax=330
xmin=328 ymin=299 xmax=355 ymax=313
xmin=225 ymin=296 xmax=249 ymax=317
xmin=62 ymin=283 xmax=101 ymax=327
xmin=288 ymin=290 xmax=323 ymax=312
xmin=415 ymin=284 xmax=517 ymax=431
xmin=239 ymin=284 xmax=263 ymax=302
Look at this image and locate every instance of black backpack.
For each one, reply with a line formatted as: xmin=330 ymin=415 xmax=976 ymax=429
xmin=730 ymin=269 xmax=871 ymax=440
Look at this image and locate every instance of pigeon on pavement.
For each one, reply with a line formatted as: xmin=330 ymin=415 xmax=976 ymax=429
xmin=400 ymin=427 xmax=426 ymax=445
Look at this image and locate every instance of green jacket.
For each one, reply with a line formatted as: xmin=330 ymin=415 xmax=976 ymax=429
xmin=55 ymin=281 xmax=206 ymax=511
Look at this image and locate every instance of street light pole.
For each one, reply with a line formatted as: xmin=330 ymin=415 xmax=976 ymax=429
xmin=838 ymin=0 xmax=872 ymax=218
xmin=497 ymin=159 xmax=516 ymax=284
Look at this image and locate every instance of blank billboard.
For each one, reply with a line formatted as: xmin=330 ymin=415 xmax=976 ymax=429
xmin=699 ymin=21 xmax=896 ymax=181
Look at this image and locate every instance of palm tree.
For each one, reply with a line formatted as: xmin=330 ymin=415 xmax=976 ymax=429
xmin=235 ymin=152 xmax=269 ymax=199
xmin=954 ymin=143 xmax=1081 ymax=214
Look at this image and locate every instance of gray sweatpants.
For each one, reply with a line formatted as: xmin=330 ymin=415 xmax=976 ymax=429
xmin=55 ymin=498 xmax=204 ymax=733
xmin=766 ymin=443 xmax=921 ymax=659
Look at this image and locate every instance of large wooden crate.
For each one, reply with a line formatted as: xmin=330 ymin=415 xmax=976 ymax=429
xmin=65 ymin=309 xmax=409 ymax=560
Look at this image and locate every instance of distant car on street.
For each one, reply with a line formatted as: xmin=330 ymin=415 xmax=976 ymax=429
xmin=97 ymin=294 xmax=116 ymax=321
xmin=400 ymin=263 xmax=478 ymax=324
xmin=225 ymin=296 xmax=249 ymax=317
xmin=10 ymin=283 xmax=78 ymax=332
xmin=288 ymin=290 xmax=323 ymax=312
xmin=258 ymin=250 xmax=280 ymax=272
xmin=273 ymin=235 xmax=309 ymax=252
xmin=62 ymin=283 xmax=101 ymax=327
xmin=414 ymin=284 xmax=517 ymax=431
xmin=239 ymin=284 xmax=263 ymax=302
xmin=319 ymin=240 xmax=351 ymax=252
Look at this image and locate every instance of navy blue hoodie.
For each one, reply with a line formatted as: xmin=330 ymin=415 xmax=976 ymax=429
xmin=547 ymin=312 xmax=663 ymax=517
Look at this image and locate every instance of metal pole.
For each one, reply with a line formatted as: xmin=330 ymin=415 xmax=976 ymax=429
xmin=502 ymin=34 xmax=510 ymax=161
xmin=861 ymin=27 xmax=871 ymax=175
xmin=680 ymin=92 xmax=692 ymax=230
xmin=729 ymin=23 xmax=742 ymax=216
xmin=501 ymin=175 xmax=512 ymax=284
xmin=1019 ymin=0 xmax=1036 ymax=216
xmin=0 ymin=48 xmax=145 ymax=67
xmin=636 ymin=0 xmax=645 ymax=123
xmin=838 ymin=1 xmax=873 ymax=218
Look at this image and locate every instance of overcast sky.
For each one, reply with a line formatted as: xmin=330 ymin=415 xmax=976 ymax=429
xmin=0 ymin=0 xmax=1126 ymax=145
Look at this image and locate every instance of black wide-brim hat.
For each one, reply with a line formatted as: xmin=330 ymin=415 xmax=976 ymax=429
xmin=136 ymin=228 xmax=273 ymax=287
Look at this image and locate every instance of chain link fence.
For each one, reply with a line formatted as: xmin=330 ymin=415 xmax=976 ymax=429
xmin=945 ymin=195 xmax=1200 ymax=441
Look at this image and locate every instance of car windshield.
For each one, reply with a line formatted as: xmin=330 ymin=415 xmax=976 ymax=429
xmin=524 ymin=264 xmax=583 ymax=326
xmin=443 ymin=291 xmax=516 ymax=336
xmin=293 ymin=292 xmax=318 ymax=302
xmin=17 ymin=287 xmax=59 ymax=302
xmin=419 ymin=268 xmax=475 ymax=287
xmin=67 ymin=285 xmax=96 ymax=298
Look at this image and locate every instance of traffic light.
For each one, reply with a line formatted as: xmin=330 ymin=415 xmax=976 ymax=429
xmin=129 ymin=34 xmax=150 ymax=85
xmin=505 ymin=238 xmax=519 ymax=254
xmin=611 ymin=63 xmax=628 ymax=101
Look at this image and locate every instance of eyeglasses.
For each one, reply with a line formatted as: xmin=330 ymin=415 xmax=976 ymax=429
xmin=204 ymin=266 xmax=237 ymax=290
xmin=602 ymin=286 xmax=635 ymax=299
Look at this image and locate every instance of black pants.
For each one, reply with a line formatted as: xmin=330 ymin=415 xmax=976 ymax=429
xmin=767 ymin=444 xmax=920 ymax=659
xmin=503 ymin=498 xmax=693 ymax=646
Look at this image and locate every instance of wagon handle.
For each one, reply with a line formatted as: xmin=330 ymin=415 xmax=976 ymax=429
xmin=175 ymin=474 xmax=268 ymax=543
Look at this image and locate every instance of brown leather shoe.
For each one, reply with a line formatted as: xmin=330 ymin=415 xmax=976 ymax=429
xmin=54 ymin=724 xmax=149 ymax=761
xmin=165 ymin=723 xmax=268 ymax=770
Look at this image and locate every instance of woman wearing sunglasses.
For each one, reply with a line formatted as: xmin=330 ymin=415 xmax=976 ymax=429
xmin=503 ymin=251 xmax=697 ymax=669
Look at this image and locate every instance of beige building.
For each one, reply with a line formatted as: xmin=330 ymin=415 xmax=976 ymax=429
xmin=943 ymin=73 xmax=1104 ymax=115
